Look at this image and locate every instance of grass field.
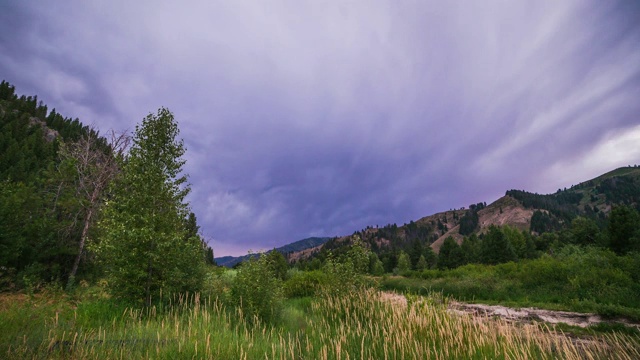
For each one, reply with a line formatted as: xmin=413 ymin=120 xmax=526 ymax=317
xmin=1 ymin=286 xmax=639 ymax=359
xmin=384 ymin=248 xmax=640 ymax=322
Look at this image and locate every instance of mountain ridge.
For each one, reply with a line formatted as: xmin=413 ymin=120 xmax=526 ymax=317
xmin=287 ymin=165 xmax=640 ymax=265
xmin=214 ymin=236 xmax=331 ymax=267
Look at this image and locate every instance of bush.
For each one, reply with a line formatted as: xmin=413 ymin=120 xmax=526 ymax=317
xmin=283 ymin=270 xmax=329 ymax=298
xmin=231 ymin=254 xmax=284 ymax=323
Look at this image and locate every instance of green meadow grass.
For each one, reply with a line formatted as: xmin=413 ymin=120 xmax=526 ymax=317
xmin=1 ymin=287 xmax=639 ymax=359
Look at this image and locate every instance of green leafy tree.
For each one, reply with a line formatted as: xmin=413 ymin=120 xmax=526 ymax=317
xmin=396 ymin=251 xmax=411 ymax=274
xmin=570 ymin=216 xmax=600 ymax=246
xmin=265 ymin=250 xmax=289 ymax=280
xmin=408 ymin=239 xmax=424 ymax=269
xmin=368 ymin=252 xmax=385 ymax=276
xmin=96 ymin=108 xmax=205 ymax=305
xmin=322 ymin=236 xmax=371 ymax=293
xmin=232 ymin=253 xmax=284 ymax=323
xmin=501 ymin=226 xmax=537 ymax=260
xmin=415 ymin=254 xmax=428 ymax=271
xmin=346 ymin=236 xmax=370 ymax=274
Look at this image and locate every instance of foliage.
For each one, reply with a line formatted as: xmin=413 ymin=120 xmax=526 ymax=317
xmin=321 ymin=236 xmax=372 ymax=294
xmin=570 ymin=216 xmax=601 ymax=246
xmin=0 ymin=80 xmax=113 ymax=288
xmin=2 ymin=288 xmax=639 ymax=359
xmin=96 ymin=108 xmax=206 ymax=305
xmin=437 ymin=237 xmax=464 ymax=269
xmin=460 ymin=233 xmax=481 ymax=264
xmin=384 ymin=246 xmax=640 ymax=320
xmin=608 ymin=205 xmax=640 ymax=254
xmin=368 ymin=253 xmax=385 ymax=275
xmin=395 ymin=251 xmax=411 ymax=274
xmin=480 ymin=225 xmax=517 ymax=265
xmin=283 ymin=269 xmax=329 ymax=298
xmin=57 ymin=130 xmax=129 ymax=290
xmin=231 ymin=253 xmax=284 ymax=323
xmin=530 ymin=210 xmax=560 ymax=234
xmin=264 ymin=250 xmax=289 ymax=281
xmin=458 ymin=203 xmax=485 ymax=236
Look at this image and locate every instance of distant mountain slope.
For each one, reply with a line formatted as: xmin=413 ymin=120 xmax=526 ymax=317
xmin=214 ymin=237 xmax=331 ymax=267
xmin=430 ymin=195 xmax=534 ymax=252
xmin=288 ymin=165 xmax=640 ymax=262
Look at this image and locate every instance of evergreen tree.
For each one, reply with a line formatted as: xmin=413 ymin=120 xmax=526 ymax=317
xmin=438 ymin=236 xmax=464 ymax=269
xmin=480 ymin=226 xmax=517 ymax=265
xmin=415 ymin=254 xmax=428 ymax=271
xmin=460 ymin=233 xmax=481 ymax=264
xmin=96 ymin=108 xmax=205 ymax=305
xmin=423 ymin=245 xmax=438 ymax=269
xmin=608 ymin=205 xmax=640 ymax=254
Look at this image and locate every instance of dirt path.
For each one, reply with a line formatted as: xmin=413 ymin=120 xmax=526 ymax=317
xmin=379 ymin=291 xmax=640 ymax=330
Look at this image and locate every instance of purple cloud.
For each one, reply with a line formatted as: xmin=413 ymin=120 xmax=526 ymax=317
xmin=2 ymin=1 xmax=639 ymax=256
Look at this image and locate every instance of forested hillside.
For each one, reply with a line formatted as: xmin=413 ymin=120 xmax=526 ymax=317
xmin=0 ymin=80 xmax=107 ymax=288
xmin=292 ymin=166 xmax=640 ymax=274
xmin=0 ymin=81 xmax=213 ymax=296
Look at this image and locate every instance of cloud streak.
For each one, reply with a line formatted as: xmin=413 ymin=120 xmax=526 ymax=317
xmin=2 ymin=0 xmax=639 ymax=255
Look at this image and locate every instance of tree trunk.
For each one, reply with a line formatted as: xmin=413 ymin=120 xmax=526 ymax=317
xmin=66 ymin=188 xmax=99 ymax=290
xmin=146 ymin=259 xmax=153 ymax=306
xmin=66 ymin=206 xmax=93 ymax=290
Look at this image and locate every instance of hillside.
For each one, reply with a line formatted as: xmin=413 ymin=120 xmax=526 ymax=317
xmin=0 ymin=80 xmax=215 ymax=289
xmin=290 ymin=165 xmax=640 ymax=267
xmin=0 ymin=80 xmax=110 ymax=286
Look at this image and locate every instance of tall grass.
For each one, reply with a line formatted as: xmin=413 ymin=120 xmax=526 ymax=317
xmin=2 ymin=289 xmax=639 ymax=359
xmin=386 ymin=249 xmax=640 ymax=320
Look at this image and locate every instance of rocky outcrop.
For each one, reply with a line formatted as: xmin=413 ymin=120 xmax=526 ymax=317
xmin=28 ymin=117 xmax=60 ymax=142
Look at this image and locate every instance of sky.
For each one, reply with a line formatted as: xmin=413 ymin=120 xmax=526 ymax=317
xmin=1 ymin=1 xmax=640 ymax=257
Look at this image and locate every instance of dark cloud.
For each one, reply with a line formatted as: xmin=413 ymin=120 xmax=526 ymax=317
xmin=2 ymin=1 xmax=640 ymax=256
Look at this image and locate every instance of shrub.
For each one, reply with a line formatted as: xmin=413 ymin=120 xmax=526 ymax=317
xmin=283 ymin=270 xmax=329 ymax=298
xmin=231 ymin=254 xmax=284 ymax=323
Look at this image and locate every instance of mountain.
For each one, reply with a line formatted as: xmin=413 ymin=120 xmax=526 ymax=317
xmin=214 ymin=237 xmax=331 ymax=267
xmin=288 ymin=166 xmax=640 ymax=264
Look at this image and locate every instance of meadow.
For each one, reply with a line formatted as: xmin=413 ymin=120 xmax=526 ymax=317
xmin=2 ymin=284 xmax=639 ymax=359
xmin=382 ymin=246 xmax=640 ymax=322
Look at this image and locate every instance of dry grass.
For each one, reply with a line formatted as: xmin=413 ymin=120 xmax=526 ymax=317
xmin=2 ymin=290 xmax=639 ymax=359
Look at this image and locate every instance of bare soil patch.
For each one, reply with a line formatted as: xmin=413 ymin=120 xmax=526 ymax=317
xmin=449 ymin=301 xmax=640 ymax=330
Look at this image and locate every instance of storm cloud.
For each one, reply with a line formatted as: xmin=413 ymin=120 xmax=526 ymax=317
xmin=2 ymin=1 xmax=639 ymax=255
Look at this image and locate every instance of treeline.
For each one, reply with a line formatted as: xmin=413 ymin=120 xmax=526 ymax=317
xmin=292 ymin=204 xmax=640 ymax=277
xmin=0 ymin=81 xmax=213 ymax=302
xmin=508 ymin=172 xmax=640 ymax=231
xmin=506 ymin=189 xmax=583 ymax=224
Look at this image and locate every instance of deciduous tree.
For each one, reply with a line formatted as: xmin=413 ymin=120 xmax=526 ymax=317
xmin=96 ymin=108 xmax=205 ymax=305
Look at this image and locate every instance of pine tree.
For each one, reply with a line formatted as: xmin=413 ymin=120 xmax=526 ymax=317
xmin=480 ymin=226 xmax=517 ymax=265
xmin=96 ymin=108 xmax=205 ymax=305
xmin=608 ymin=205 xmax=640 ymax=254
xmin=438 ymin=236 xmax=464 ymax=269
